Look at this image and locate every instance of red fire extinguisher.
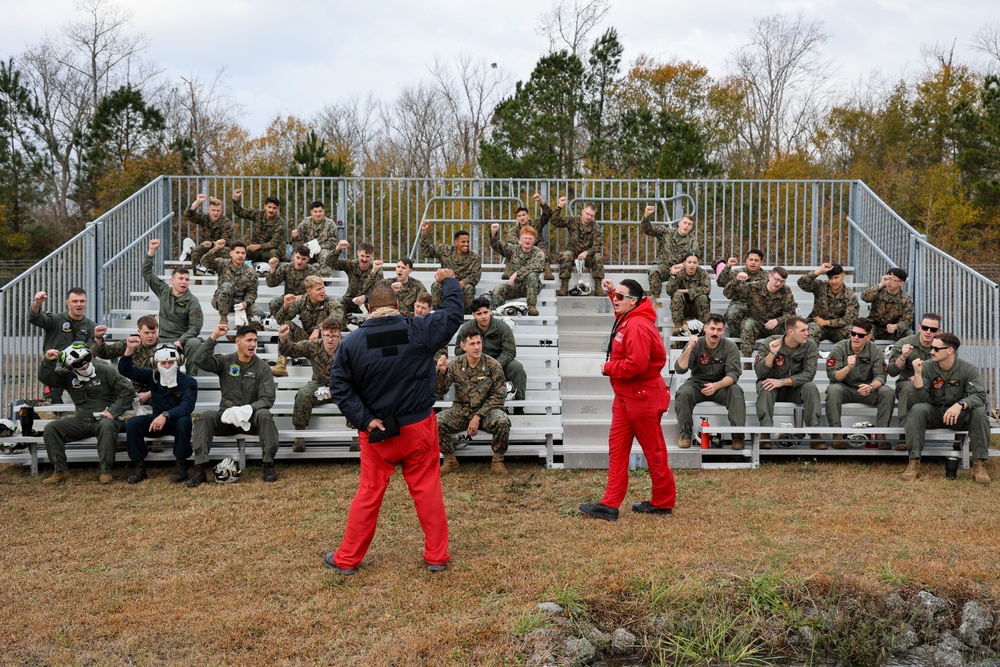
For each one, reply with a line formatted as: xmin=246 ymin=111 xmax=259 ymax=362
xmin=700 ymin=417 xmax=710 ymax=449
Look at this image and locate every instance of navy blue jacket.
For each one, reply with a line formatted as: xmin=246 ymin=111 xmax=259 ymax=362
xmin=330 ymin=277 xmax=465 ymax=430
xmin=119 ymin=354 xmax=198 ymax=418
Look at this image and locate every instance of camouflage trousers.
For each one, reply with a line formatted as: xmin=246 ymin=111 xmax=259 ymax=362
xmin=492 ymin=273 xmax=541 ymax=308
xmin=212 ymin=284 xmax=265 ymax=319
xmin=670 ymin=293 xmax=710 ymax=326
xmin=674 ymin=381 xmax=746 ymax=438
xmin=647 ymin=262 xmax=673 ymax=297
xmin=293 ymin=381 xmax=335 ymax=429
xmin=557 ymin=251 xmax=604 ymax=281
xmin=755 ymin=383 xmax=821 ymax=428
xmin=437 ymin=407 xmax=511 ymax=455
xmin=724 ymin=302 xmax=747 ymax=336
xmin=738 ymin=318 xmax=783 ymax=357
xmin=825 ymin=384 xmax=895 ymax=429
xmin=431 ymin=281 xmax=476 ymax=313
xmin=268 ymin=295 xmax=287 ymax=319
xmin=503 ymin=241 xmax=551 ymax=279
xmin=191 ymin=244 xmax=218 ymax=270
xmin=807 ymin=322 xmax=851 ymax=344
xmin=872 ymin=324 xmax=914 ymax=341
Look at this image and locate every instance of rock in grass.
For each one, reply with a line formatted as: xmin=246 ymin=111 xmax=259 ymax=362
xmin=610 ymin=628 xmax=636 ymax=653
xmin=537 ymin=602 xmax=564 ymax=615
xmin=563 ymin=637 xmax=596 ymax=665
xmin=959 ymin=600 xmax=995 ymax=647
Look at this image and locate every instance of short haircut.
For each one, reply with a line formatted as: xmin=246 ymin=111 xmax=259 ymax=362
xmin=235 ymin=325 xmax=256 ymax=339
xmin=416 ymin=293 xmax=433 ymax=307
xmin=294 ymin=244 xmax=311 ymax=258
xmin=785 ymin=315 xmax=807 ymax=331
xmin=683 ymin=251 xmax=700 ymax=261
xmin=851 ymin=317 xmax=873 ymax=334
xmin=454 ymin=230 xmax=470 ymax=240
xmin=619 ymin=278 xmax=645 ymax=300
xmin=459 ymin=328 xmax=483 ymax=344
xmin=137 ymin=315 xmax=159 ymax=331
xmin=705 ymin=313 xmax=726 ymax=327
xmin=367 ymin=282 xmax=396 ymax=308
xmin=231 ymin=240 xmax=247 ymax=250
xmin=319 ymin=317 xmax=342 ymax=332
xmin=303 ymin=275 xmax=324 ymax=289
xmin=171 ymin=267 xmax=190 ymax=277
xmin=747 ymin=249 xmax=763 ymax=260
xmin=519 ymin=225 xmax=537 ymax=238
xmin=358 ymin=242 xmax=375 ymax=254
xmin=920 ymin=312 xmax=942 ymax=326
xmin=515 ymin=207 xmax=528 ymax=215
xmin=66 ymin=287 xmax=86 ymax=298
xmin=309 ymin=200 xmax=325 ymax=210
xmin=397 ymin=257 xmax=413 ymax=269
xmin=771 ymin=266 xmax=788 ymax=280
xmin=470 ymin=297 xmax=492 ymax=313
xmin=265 ymin=196 xmax=280 ymax=207
xmin=583 ymin=202 xmax=597 ymax=212
xmin=827 ymin=264 xmax=845 ymax=277
xmin=935 ymin=332 xmax=961 ymax=350
xmin=887 ymin=267 xmax=907 ymax=282
xmin=207 ymin=197 xmax=223 ymax=207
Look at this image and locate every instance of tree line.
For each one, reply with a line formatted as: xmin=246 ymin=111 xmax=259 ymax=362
xmin=2 ymin=0 xmax=999 ymax=264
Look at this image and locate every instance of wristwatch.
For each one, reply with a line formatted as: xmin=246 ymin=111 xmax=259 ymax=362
xmin=957 ymin=400 xmax=967 ymax=410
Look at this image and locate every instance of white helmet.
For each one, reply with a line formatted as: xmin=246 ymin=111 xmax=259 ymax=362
xmin=213 ymin=458 xmax=242 ymax=483
xmin=60 ymin=343 xmax=93 ymax=369
xmin=255 ymin=262 xmax=270 ymax=277
xmin=848 ymin=421 xmax=875 ymax=445
xmin=153 ymin=342 xmax=185 ymax=367
xmin=0 ymin=419 xmax=17 ymax=437
xmin=568 ymin=281 xmax=592 ymax=297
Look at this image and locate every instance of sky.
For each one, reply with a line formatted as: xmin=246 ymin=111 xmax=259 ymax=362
xmin=2 ymin=0 xmax=998 ymax=134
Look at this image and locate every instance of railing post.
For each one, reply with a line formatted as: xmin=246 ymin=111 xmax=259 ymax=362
xmin=159 ymin=176 xmax=174 ymax=258
xmin=810 ymin=181 xmax=820 ymax=266
xmin=471 ymin=179 xmax=482 ymax=254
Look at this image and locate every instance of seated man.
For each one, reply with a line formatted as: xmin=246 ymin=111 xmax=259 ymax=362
xmin=119 ymin=341 xmax=198 ymax=484
xmin=183 ymin=193 xmax=234 ymax=271
xmin=420 ymin=221 xmax=481 ymax=313
xmin=887 ymin=312 xmax=941 ymax=451
xmin=824 ymin=318 xmax=894 ymax=449
xmin=29 ymin=287 xmax=97 ymax=403
xmin=506 ymin=193 xmax=556 ymax=280
xmin=232 ymin=188 xmax=285 ymax=262
xmin=325 ymin=241 xmax=384 ymax=317
xmin=91 ymin=314 xmax=161 ymax=401
xmin=861 ymin=268 xmax=914 ymax=341
xmin=673 ymin=314 xmax=745 ymax=450
xmin=279 ymin=275 xmax=346 ymax=341
xmin=37 ymin=343 xmax=137 ymax=484
xmin=277 ymin=318 xmax=342 ymax=453
xmin=364 ymin=258 xmax=426 ymax=317
xmin=798 ymin=263 xmax=859 ymax=344
xmin=724 ymin=266 xmax=798 ymax=357
xmin=717 ymin=249 xmax=767 ymax=334
xmin=413 ymin=292 xmax=433 ymax=317
xmin=186 ymin=324 xmax=279 ymax=486
xmin=203 ymin=240 xmax=265 ymax=327
xmin=488 ymin=223 xmax=544 ymax=317
xmin=665 ymin=252 xmax=711 ymax=330
xmin=290 ymin=200 xmax=342 ymax=270
xmin=640 ymin=205 xmax=697 ymax=298
xmin=266 ymin=244 xmax=322 ymax=322
xmin=143 ymin=239 xmax=204 ymax=373
xmin=754 ymin=316 xmax=822 ymax=449
xmin=903 ymin=333 xmax=991 ymax=484
xmin=455 ymin=298 xmax=526 ymax=414
xmin=550 ymin=198 xmax=605 ymax=296
xmin=436 ymin=328 xmax=512 ymax=475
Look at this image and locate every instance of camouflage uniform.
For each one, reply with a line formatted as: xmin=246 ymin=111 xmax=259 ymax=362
xmin=141 ymin=255 xmax=204 ymax=369
xmin=640 ymin=215 xmax=697 ymax=297
xmin=265 ymin=262 xmax=321 ymax=319
xmin=277 ymin=337 xmax=338 ymax=429
xmin=232 ymin=200 xmax=286 ymax=262
xmin=420 ymin=234 xmax=481 ymax=312
xmin=488 ymin=233 xmax=545 ymax=309
xmin=325 ymin=255 xmax=384 ymax=317
xmin=905 ymin=357 xmax=990 ymax=460
xmin=549 ymin=213 xmax=605 ymax=283
xmin=798 ymin=273 xmax=860 ymax=343
xmin=673 ymin=337 xmax=745 ymax=439
xmin=207 ymin=255 xmax=264 ymax=320
xmin=861 ymin=285 xmax=914 ymax=341
xmin=505 ymin=203 xmax=556 ymax=279
xmin=28 ymin=307 xmax=97 ymax=403
xmin=293 ymin=216 xmax=341 ymax=266
xmin=717 ymin=267 xmax=767 ymax=333
xmin=280 ymin=295 xmax=346 ymax=341
xmin=183 ymin=208 xmax=235 ymax=270
xmin=665 ymin=268 xmax=711 ymax=325
xmin=385 ymin=277 xmax=427 ymax=317
xmin=753 ymin=335 xmax=821 ymax=428
xmin=723 ymin=280 xmax=798 ymax=356
xmin=825 ymin=339 xmax=894 ymax=429
xmin=887 ymin=334 xmax=933 ymax=426
xmin=436 ymin=353 xmax=510 ymax=455
xmin=92 ymin=340 xmax=157 ymax=393
xmin=455 ymin=317 xmax=525 ymax=401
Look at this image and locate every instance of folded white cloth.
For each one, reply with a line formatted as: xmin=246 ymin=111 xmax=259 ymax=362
xmin=233 ymin=302 xmax=249 ymax=327
xmin=221 ymin=405 xmax=253 ymax=431
xmin=314 ymin=386 xmax=332 ymax=401
xmin=306 ymin=239 xmax=322 ymax=257
xmin=179 ymin=237 xmax=197 ymax=262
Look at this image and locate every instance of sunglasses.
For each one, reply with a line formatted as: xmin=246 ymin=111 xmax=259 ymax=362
xmin=919 ymin=324 xmax=940 ymax=333
xmin=611 ymin=292 xmax=638 ymax=302
xmin=848 ymin=331 xmax=867 ymax=338
xmin=930 ymin=345 xmax=951 ymax=352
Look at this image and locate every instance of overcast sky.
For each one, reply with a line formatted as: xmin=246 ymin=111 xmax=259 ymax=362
xmin=2 ymin=0 xmax=998 ymax=134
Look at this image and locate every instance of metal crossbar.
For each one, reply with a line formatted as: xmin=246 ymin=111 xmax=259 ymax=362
xmin=409 ymin=195 xmax=525 ymax=259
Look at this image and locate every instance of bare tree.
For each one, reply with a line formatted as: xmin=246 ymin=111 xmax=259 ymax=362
xmin=161 ymin=69 xmax=244 ymax=174
xmin=536 ymin=0 xmax=610 ymax=57
xmin=972 ymin=21 xmax=1000 ymax=73
xmin=315 ymin=94 xmax=381 ymax=175
xmin=728 ymin=12 xmax=834 ymax=173
xmin=380 ymin=83 xmax=452 ymax=177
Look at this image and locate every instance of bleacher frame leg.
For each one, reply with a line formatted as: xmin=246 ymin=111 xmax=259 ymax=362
xmin=30 ymin=442 xmax=38 ymax=476
xmin=752 ymin=434 xmax=760 ymax=469
xmin=237 ymin=437 xmax=247 ymax=471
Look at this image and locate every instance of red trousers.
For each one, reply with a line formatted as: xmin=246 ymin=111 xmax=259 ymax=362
xmin=333 ymin=412 xmax=450 ymax=569
xmin=600 ymin=381 xmax=676 ymax=510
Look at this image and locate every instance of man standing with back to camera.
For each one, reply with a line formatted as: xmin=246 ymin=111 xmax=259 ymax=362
xmin=325 ymin=269 xmax=465 ymax=575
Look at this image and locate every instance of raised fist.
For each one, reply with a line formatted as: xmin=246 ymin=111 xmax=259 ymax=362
xmin=820 ymin=262 xmax=834 ymax=273
xmin=900 ymin=343 xmax=913 ymax=358
xmin=45 ymin=349 xmax=60 ymax=361
xmin=670 ymin=264 xmax=683 ymax=275
xmin=213 ymin=238 xmax=227 ymax=250
xmin=768 ymin=338 xmax=782 ymax=354
xmin=531 ymin=193 xmax=543 ymax=203
xmin=126 ymin=334 xmax=141 ymax=351
xmin=268 ymin=257 xmax=280 ymax=269
xmin=149 ymin=239 xmax=161 ymax=252
xmin=491 ymin=223 xmax=500 ymax=234
xmin=195 ymin=193 xmax=207 ymax=203
xmin=727 ymin=257 xmax=738 ymax=267
xmin=233 ymin=188 xmax=243 ymax=200
xmin=420 ymin=220 xmax=430 ymax=234
xmin=644 ymin=205 xmax=656 ymax=217
xmin=847 ymin=354 xmax=857 ymax=367
xmin=558 ymin=196 xmax=568 ymax=208
xmin=372 ymin=259 xmax=384 ymax=271
xmin=601 ymin=278 xmax=615 ymax=292
xmin=211 ymin=323 xmax=229 ymax=340
xmin=391 ymin=281 xmax=402 ymax=294
xmin=283 ymin=294 xmax=298 ymax=307
xmin=94 ymin=325 xmax=108 ymax=338
xmin=435 ymin=268 xmax=456 ymax=283
xmin=277 ymin=324 xmax=290 ymax=339
xmin=34 ymin=291 xmax=47 ymax=303
xmin=737 ymin=272 xmax=748 ymax=281
xmin=436 ymin=355 xmax=448 ymax=373
xmin=688 ymin=335 xmax=699 ymax=347
xmin=911 ymin=358 xmax=924 ymax=374
xmin=337 ymin=239 xmax=351 ymax=251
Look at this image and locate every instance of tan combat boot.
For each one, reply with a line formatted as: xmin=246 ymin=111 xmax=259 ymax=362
xmin=292 ymin=429 xmax=306 ymax=453
xmin=895 ymin=439 xmax=908 ymax=451
xmin=544 ymin=264 xmax=555 ymax=281
xmin=491 ymin=453 xmax=507 ymax=475
xmin=440 ymin=453 xmax=460 ymax=475
xmin=972 ymin=460 xmax=992 ymax=485
xmin=99 ymin=473 xmax=113 ymax=484
xmin=557 ymin=278 xmax=570 ymax=296
xmin=42 ymin=470 xmax=70 ymax=485
xmin=875 ymin=434 xmax=891 ymax=450
xmin=527 ymin=306 xmax=539 ymax=316
xmin=594 ymin=285 xmax=606 ymax=297
xmin=832 ymin=434 xmax=848 ymax=449
xmin=677 ymin=437 xmax=692 ymax=449
xmin=731 ymin=438 xmax=745 ymax=451
xmin=900 ymin=459 xmax=920 ymax=481
xmin=218 ymin=314 xmax=228 ymax=326
xmin=810 ymin=435 xmax=828 ymax=450
xmin=272 ymin=354 xmax=289 ymax=378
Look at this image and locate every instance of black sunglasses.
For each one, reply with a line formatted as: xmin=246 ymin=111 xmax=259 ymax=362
xmin=930 ymin=345 xmax=951 ymax=352
xmin=919 ymin=324 xmax=940 ymax=332
xmin=849 ymin=331 xmax=867 ymax=338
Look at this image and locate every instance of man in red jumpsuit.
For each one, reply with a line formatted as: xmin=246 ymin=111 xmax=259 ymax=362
xmin=326 ymin=270 xmax=465 ymax=573
xmin=579 ymin=278 xmax=676 ymax=521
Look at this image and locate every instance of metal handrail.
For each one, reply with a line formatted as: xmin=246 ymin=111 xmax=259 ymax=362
xmin=564 ymin=194 xmax=696 ymax=226
xmin=409 ymin=195 xmax=525 ymax=259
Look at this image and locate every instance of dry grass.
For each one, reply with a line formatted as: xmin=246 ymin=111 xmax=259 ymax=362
xmin=1 ymin=455 xmax=998 ymax=666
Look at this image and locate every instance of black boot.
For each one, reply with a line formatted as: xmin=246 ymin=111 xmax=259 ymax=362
xmin=126 ymin=462 xmax=148 ymax=484
xmin=262 ymin=462 xmax=278 ymax=483
xmin=169 ymin=460 xmax=189 ymax=484
xmin=185 ymin=463 xmax=207 ymax=488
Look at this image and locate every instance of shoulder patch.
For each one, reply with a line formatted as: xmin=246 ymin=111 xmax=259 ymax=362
xmin=827 ymin=358 xmax=836 ymax=367
xmin=228 ymin=364 xmax=241 ymax=377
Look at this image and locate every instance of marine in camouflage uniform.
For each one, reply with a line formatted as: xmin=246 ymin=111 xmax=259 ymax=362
xmin=455 ymin=312 xmax=526 ymax=403
xmin=640 ymin=214 xmax=697 ymax=297
xmin=754 ymin=330 xmax=821 ymax=444
xmin=861 ymin=282 xmax=914 ymax=341
xmin=325 ymin=254 xmax=384 ymax=317
xmin=266 ymin=259 xmax=320 ymax=319
xmin=824 ymin=332 xmax=894 ymax=442
xmin=92 ymin=338 xmax=158 ymax=393
xmin=184 ymin=205 xmax=234 ymax=271
xmin=278 ymin=337 xmax=339 ymax=430
xmin=232 ymin=198 xmax=286 ymax=262
xmin=293 ymin=215 xmax=341 ymax=267
xmin=420 ymin=230 xmax=482 ymax=312
xmin=489 ymin=230 xmax=545 ymax=310
xmin=435 ymin=352 xmax=510 ymax=455
xmin=550 ymin=209 xmax=605 ymax=293
xmin=717 ymin=265 xmax=767 ymax=334
xmin=887 ymin=331 xmax=934 ymax=430
xmin=204 ymin=249 xmax=264 ymax=322
xmin=281 ymin=294 xmax=345 ymax=340
xmin=798 ymin=270 xmax=859 ymax=343
xmin=665 ymin=265 xmax=712 ymax=326
xmin=386 ymin=276 xmax=427 ymax=317
xmin=505 ymin=202 xmax=557 ymax=280
xmin=673 ymin=329 xmax=745 ymax=446
xmin=724 ymin=277 xmax=798 ymax=357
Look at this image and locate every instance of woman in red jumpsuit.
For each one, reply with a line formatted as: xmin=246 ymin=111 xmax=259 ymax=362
xmin=579 ymin=278 xmax=677 ymax=521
